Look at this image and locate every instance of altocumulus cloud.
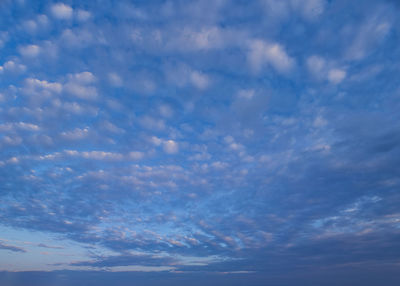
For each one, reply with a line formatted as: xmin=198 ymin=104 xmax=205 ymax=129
xmin=0 ymin=0 xmax=399 ymax=285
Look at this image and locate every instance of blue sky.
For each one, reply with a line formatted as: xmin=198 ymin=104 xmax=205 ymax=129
xmin=0 ymin=0 xmax=400 ymax=285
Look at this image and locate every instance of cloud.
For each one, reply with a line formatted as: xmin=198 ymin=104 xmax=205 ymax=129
xmin=64 ymin=72 xmax=98 ymax=100
xmin=23 ymin=20 xmax=39 ymax=34
xmin=64 ymin=150 xmax=123 ymax=161
xmin=60 ymin=28 xmax=95 ymax=49
xmin=0 ymin=1 xmax=399 ymax=284
xmin=37 ymin=243 xmax=64 ymax=249
xmin=0 ymin=122 xmax=40 ymax=132
xmin=60 ymin=127 xmax=89 ymax=140
xmin=51 ymin=3 xmax=73 ymax=20
xmin=108 ymin=73 xmax=123 ymax=87
xmin=139 ymin=116 xmax=166 ymax=130
xmin=190 ymin=71 xmax=210 ymax=90
xmin=328 ymin=69 xmax=346 ymax=84
xmin=68 ymin=71 xmax=96 ymax=84
xmin=0 ymin=31 xmax=8 ymax=48
xmin=261 ymin=0 xmax=325 ymax=21
xmin=345 ymin=9 xmax=392 ymax=61
xmin=0 ymin=60 xmax=26 ymax=73
xmin=62 ymin=101 xmax=98 ymax=115
xmin=22 ymin=15 xmax=48 ymax=34
xmin=102 ymin=121 xmax=125 ymax=134
xmin=21 ymin=78 xmax=62 ymax=97
xmin=129 ymin=151 xmax=144 ymax=160
xmin=164 ymin=63 xmax=211 ymax=90
xmin=19 ymin=44 xmax=40 ymax=57
xmin=171 ymin=26 xmax=225 ymax=51
xmin=306 ymin=55 xmax=347 ymax=84
xmin=291 ymin=0 xmax=325 ymax=20
xmin=158 ymin=104 xmax=174 ymax=118
xmin=150 ymin=136 xmax=163 ymax=146
xmin=0 ymin=241 xmax=26 ymax=253
xmin=248 ymin=39 xmax=294 ymax=74
xmin=163 ymin=140 xmax=179 ymax=154
xmin=306 ymin=55 xmax=326 ymax=78
xmin=75 ymin=9 xmax=91 ymax=22
xmin=62 ymin=87 xmax=95 ymax=102
xmin=71 ymin=253 xmax=176 ymax=268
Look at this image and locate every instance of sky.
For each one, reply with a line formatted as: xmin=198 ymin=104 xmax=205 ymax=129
xmin=0 ymin=0 xmax=400 ymax=285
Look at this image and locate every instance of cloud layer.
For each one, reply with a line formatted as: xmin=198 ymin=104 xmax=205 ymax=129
xmin=0 ymin=0 xmax=399 ymax=285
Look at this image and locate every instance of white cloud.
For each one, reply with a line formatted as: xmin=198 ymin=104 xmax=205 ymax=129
xmin=108 ymin=72 xmax=123 ymax=87
xmin=16 ymin=122 xmax=40 ymax=131
xmin=0 ymin=123 xmax=12 ymax=132
xmin=62 ymin=102 xmax=98 ymax=115
xmin=190 ymin=71 xmax=210 ymax=90
xmin=0 ymin=31 xmax=8 ymax=49
xmin=51 ymin=3 xmax=73 ymax=20
xmin=224 ymin=135 xmax=234 ymax=144
xmin=229 ymin=142 xmax=244 ymax=151
xmin=158 ymin=104 xmax=174 ymax=118
xmin=0 ymin=122 xmax=40 ymax=132
xmin=224 ymin=136 xmax=245 ymax=153
xmin=179 ymin=27 xmax=224 ymax=51
xmin=313 ymin=116 xmax=327 ymax=128
xmin=65 ymin=72 xmax=98 ymax=100
xmin=306 ymin=55 xmax=346 ymax=84
xmin=37 ymin=14 xmax=49 ymax=25
xmin=146 ymin=25 xmax=245 ymax=54
xmin=139 ymin=116 xmax=166 ymax=130
xmin=3 ymin=136 xmax=22 ymax=146
xmin=61 ymin=127 xmax=89 ymax=140
xmin=131 ymin=29 xmax=143 ymax=43
xmin=211 ymin=161 xmax=228 ymax=169
xmin=165 ymin=63 xmax=211 ymax=90
xmin=345 ymin=11 xmax=391 ymax=61
xmin=23 ymin=20 xmax=38 ymax=34
xmin=23 ymin=15 xmax=48 ymax=34
xmin=237 ymin=89 xmax=255 ymax=100
xmin=189 ymin=152 xmax=211 ymax=161
xmin=61 ymin=28 xmax=95 ymax=49
xmin=118 ymin=2 xmax=147 ymax=20
xmin=76 ymin=9 xmax=91 ymax=22
xmin=291 ymin=0 xmax=325 ymax=20
xmin=248 ymin=39 xmax=294 ymax=74
xmin=306 ymin=55 xmax=326 ymax=77
xmin=81 ymin=151 xmax=123 ymax=160
xmin=0 ymin=60 xmax=26 ymax=74
xmin=64 ymin=150 xmax=123 ymax=161
xmin=22 ymin=78 xmax=62 ymax=97
xmin=69 ymin=71 xmax=96 ymax=84
xmin=261 ymin=0 xmax=290 ymax=20
xmin=19 ymin=44 xmax=40 ymax=57
xmin=261 ymin=0 xmax=325 ymax=21
xmin=39 ymin=40 xmax=58 ymax=59
xmin=64 ymin=84 xmax=97 ymax=100
xmin=129 ymin=151 xmax=144 ymax=160
xmin=163 ymin=140 xmax=179 ymax=154
xmin=102 ymin=121 xmax=125 ymax=134
xmin=150 ymin=136 xmax=163 ymax=146
xmin=328 ymin=69 xmax=346 ymax=84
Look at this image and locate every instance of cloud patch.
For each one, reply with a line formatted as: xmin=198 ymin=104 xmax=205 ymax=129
xmin=248 ymin=40 xmax=294 ymax=74
xmin=51 ymin=3 xmax=73 ymax=20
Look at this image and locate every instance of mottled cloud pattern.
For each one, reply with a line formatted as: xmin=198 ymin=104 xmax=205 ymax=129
xmin=0 ymin=0 xmax=399 ymax=285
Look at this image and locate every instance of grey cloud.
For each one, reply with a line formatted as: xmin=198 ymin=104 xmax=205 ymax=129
xmin=0 ymin=241 xmax=26 ymax=253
